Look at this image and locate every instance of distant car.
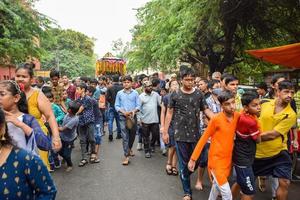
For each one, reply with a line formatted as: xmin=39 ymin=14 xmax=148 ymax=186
xmin=238 ymin=85 xmax=257 ymax=95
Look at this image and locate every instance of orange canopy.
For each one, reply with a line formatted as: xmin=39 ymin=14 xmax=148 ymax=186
xmin=246 ymin=43 xmax=300 ymax=68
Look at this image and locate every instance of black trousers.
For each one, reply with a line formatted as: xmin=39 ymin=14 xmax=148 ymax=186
xmin=58 ymin=140 xmax=74 ymax=167
xmin=141 ymin=123 xmax=159 ymax=153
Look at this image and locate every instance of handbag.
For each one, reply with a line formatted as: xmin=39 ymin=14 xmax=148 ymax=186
xmin=126 ymin=116 xmax=135 ymax=129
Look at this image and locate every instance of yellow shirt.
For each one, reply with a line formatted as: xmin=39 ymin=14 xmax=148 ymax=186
xmin=235 ymin=93 xmax=243 ymax=111
xmin=256 ymin=99 xmax=297 ymax=158
xmin=295 ymin=91 xmax=300 ymax=119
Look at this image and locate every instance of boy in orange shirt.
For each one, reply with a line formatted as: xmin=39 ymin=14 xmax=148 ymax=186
xmin=188 ymin=91 xmax=239 ymax=200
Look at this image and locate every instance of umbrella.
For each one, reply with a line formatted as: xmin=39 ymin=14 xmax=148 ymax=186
xmin=246 ymin=43 xmax=300 ymax=68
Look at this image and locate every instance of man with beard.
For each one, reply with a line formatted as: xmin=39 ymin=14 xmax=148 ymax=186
xmin=138 ymin=81 xmax=161 ymax=158
xmin=253 ymin=80 xmax=296 ymax=200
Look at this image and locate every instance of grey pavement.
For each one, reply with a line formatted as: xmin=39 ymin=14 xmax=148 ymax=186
xmin=52 ymin=135 xmax=300 ymax=200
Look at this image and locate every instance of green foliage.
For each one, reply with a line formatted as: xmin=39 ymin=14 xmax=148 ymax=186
xmin=128 ymin=0 xmax=203 ymax=72
xmin=40 ymin=28 xmax=96 ymax=78
xmin=0 ymin=0 xmax=51 ymax=64
xmin=129 ymin=0 xmax=300 ymax=74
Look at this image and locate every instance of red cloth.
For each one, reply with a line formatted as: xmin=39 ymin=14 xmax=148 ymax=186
xmin=246 ymin=43 xmax=300 ymax=68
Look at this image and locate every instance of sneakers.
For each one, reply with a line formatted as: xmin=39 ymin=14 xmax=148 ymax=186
xmin=54 ymin=159 xmax=61 ymax=169
xmin=136 ymin=143 xmax=143 ymax=151
xmin=151 ymin=148 xmax=155 ymax=153
xmin=108 ymin=135 xmax=113 ymax=141
xmin=145 ymin=152 xmax=151 ymax=158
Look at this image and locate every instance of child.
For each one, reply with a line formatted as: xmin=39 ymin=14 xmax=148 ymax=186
xmin=0 ymin=80 xmax=51 ymax=156
xmin=58 ymin=101 xmax=80 ymax=172
xmin=44 ymin=91 xmax=65 ymax=170
xmin=188 ymin=90 xmax=240 ymax=200
xmin=195 ymin=88 xmax=222 ymax=191
xmin=162 ymin=67 xmax=213 ymax=200
xmin=44 ymin=89 xmax=65 ymax=126
xmin=62 ymin=89 xmax=71 ymax=111
xmin=232 ymin=91 xmax=261 ymax=200
xmin=86 ymin=86 xmax=102 ymax=163
xmin=76 ymin=83 xmax=97 ymax=167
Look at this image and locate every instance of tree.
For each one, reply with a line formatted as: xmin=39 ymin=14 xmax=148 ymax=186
xmin=40 ymin=28 xmax=96 ymax=78
xmin=0 ymin=0 xmax=51 ymax=64
xmin=128 ymin=0 xmax=300 ymax=74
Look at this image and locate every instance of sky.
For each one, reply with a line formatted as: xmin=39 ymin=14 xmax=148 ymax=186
xmin=34 ymin=0 xmax=149 ymax=58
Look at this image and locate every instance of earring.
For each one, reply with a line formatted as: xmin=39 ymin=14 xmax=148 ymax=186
xmin=0 ymin=135 xmax=5 ymax=141
xmin=0 ymin=131 xmax=6 ymax=141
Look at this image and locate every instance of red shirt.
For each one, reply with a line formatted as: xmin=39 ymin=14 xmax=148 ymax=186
xmin=236 ymin=113 xmax=260 ymax=140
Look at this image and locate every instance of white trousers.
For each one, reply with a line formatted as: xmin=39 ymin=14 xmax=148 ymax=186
xmin=208 ymin=172 xmax=232 ymax=200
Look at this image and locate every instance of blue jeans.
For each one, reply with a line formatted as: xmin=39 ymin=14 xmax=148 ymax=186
xmin=119 ymin=115 xmax=137 ymax=157
xmin=108 ymin=107 xmax=121 ymax=136
xmin=94 ymin=123 xmax=103 ymax=145
xmin=175 ymin=141 xmax=200 ymax=196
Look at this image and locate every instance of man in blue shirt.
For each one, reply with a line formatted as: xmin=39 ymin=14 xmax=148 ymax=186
xmin=115 ymin=75 xmax=141 ymax=165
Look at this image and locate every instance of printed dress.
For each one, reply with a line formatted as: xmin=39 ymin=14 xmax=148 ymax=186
xmin=0 ymin=148 xmax=56 ymax=200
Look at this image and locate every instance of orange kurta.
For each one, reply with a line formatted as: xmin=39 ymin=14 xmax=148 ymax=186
xmin=191 ymin=112 xmax=240 ymax=185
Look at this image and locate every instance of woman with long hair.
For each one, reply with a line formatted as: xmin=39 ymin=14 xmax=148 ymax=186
xmin=15 ymin=63 xmax=62 ymax=170
xmin=0 ymin=80 xmax=51 ymax=155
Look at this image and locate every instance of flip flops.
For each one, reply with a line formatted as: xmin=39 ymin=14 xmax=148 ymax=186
xmin=166 ymin=164 xmax=173 ymax=175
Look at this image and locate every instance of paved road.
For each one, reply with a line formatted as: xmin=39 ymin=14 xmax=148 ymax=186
xmin=52 ymin=135 xmax=300 ymax=200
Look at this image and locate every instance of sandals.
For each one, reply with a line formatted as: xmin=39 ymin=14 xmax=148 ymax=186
xmin=122 ymin=157 xmax=130 ymax=166
xmin=129 ymin=150 xmax=135 ymax=157
xmin=183 ymin=194 xmax=192 ymax=200
xmin=90 ymin=154 xmax=100 ymax=164
xmin=166 ymin=164 xmax=173 ymax=175
xmin=78 ymin=159 xmax=88 ymax=167
xmin=90 ymin=157 xmax=100 ymax=164
xmin=172 ymin=167 xmax=178 ymax=176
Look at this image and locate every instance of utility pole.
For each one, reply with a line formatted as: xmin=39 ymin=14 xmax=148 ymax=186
xmin=56 ymin=49 xmax=60 ymax=72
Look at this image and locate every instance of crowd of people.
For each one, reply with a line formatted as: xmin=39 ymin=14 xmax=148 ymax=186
xmin=0 ymin=63 xmax=299 ymax=200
